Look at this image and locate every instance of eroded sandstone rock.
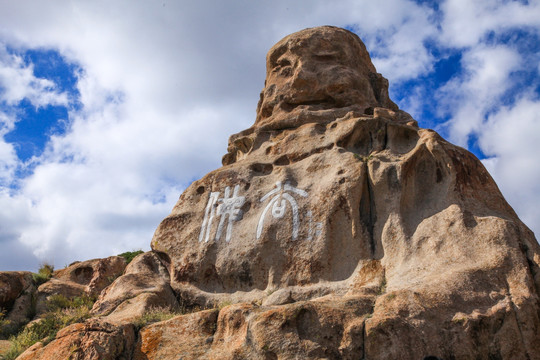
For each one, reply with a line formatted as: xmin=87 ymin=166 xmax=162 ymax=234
xmin=91 ymin=252 xmax=178 ymax=323
xmin=0 ymin=272 xmax=33 ymax=313
xmin=35 ymin=256 xmax=126 ymax=315
xmin=16 ymin=319 xmax=136 ymax=360
xmin=18 ymin=26 xmax=540 ymax=359
xmin=148 ymin=26 xmax=540 ymax=358
xmin=0 ymin=272 xmax=35 ymax=331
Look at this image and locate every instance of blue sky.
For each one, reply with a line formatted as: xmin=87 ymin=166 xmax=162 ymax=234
xmin=0 ymin=0 xmax=539 ymax=271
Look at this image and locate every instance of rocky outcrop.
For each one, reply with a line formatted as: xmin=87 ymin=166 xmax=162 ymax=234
xmin=0 ymin=272 xmax=33 ymax=314
xmin=35 ymin=256 xmax=126 ymax=315
xmin=8 ymin=26 xmax=540 ymax=359
xmin=0 ymin=272 xmax=35 ymax=332
xmin=148 ymin=26 xmax=540 ymax=358
xmin=91 ymin=252 xmax=178 ymax=323
xmin=16 ymin=319 xmax=136 ymax=360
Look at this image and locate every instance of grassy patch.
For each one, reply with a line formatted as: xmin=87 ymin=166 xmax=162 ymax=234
xmin=117 ymin=250 xmax=144 ymax=264
xmin=133 ymin=307 xmax=184 ymax=329
xmin=0 ymin=295 xmax=95 ymax=360
xmin=32 ymin=263 xmax=54 ymax=286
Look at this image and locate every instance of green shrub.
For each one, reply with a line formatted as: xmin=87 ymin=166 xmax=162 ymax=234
xmin=32 ymin=263 xmax=54 ymax=286
xmin=117 ymin=250 xmax=144 ymax=264
xmin=46 ymin=294 xmax=96 ymax=312
xmin=0 ymin=294 xmax=95 ymax=359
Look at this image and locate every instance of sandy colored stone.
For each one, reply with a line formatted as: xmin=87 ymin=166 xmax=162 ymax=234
xmin=133 ymin=309 xmax=219 ymax=360
xmin=16 ymin=319 xmax=135 ymax=360
xmin=91 ymin=252 xmax=178 ymax=323
xmin=54 ymin=256 xmax=127 ymax=295
xmin=15 ymin=26 xmax=539 ymax=360
xmin=146 ymin=26 xmax=540 ymax=358
xmin=0 ymin=339 xmax=12 ymax=355
xmin=134 ymin=296 xmax=375 ymax=359
xmin=35 ymin=256 xmax=126 ymax=315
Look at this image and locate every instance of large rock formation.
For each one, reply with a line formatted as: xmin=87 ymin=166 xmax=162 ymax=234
xmin=13 ymin=26 xmax=540 ymax=359
xmin=149 ymin=26 xmax=540 ymax=358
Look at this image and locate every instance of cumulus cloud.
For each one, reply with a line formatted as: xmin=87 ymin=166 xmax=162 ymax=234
xmin=441 ymin=0 xmax=540 ymax=47
xmin=0 ymin=44 xmax=68 ymax=107
xmin=479 ymin=96 xmax=540 ymax=229
xmin=437 ymin=44 xmax=522 ymax=146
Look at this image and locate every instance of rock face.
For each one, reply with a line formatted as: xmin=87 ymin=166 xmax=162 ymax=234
xmin=147 ymin=26 xmax=540 ymax=358
xmin=91 ymin=252 xmax=178 ymax=323
xmin=10 ymin=26 xmax=540 ymax=359
xmin=0 ymin=272 xmax=35 ymax=330
xmin=35 ymin=256 xmax=126 ymax=315
xmin=16 ymin=319 xmax=136 ymax=360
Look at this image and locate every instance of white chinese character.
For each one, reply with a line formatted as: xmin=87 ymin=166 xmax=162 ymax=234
xmin=199 ymin=185 xmax=245 ymax=243
xmin=306 ymin=210 xmax=323 ymax=241
xmin=257 ymin=181 xmax=308 ymax=240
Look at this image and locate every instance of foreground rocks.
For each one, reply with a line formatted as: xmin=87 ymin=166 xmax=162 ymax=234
xmin=0 ymin=272 xmax=35 ymax=330
xmin=3 ymin=26 xmax=540 ymax=359
xmin=91 ymin=252 xmax=178 ymax=323
xmin=35 ymin=256 xmax=127 ymax=315
xmin=16 ymin=319 xmax=136 ymax=360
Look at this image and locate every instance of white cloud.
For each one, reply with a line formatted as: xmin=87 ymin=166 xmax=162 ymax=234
xmin=437 ymin=45 xmax=522 ymax=146
xmin=441 ymin=0 xmax=540 ymax=48
xmin=0 ymin=44 xmax=68 ymax=107
xmin=479 ymin=97 xmax=540 ymax=230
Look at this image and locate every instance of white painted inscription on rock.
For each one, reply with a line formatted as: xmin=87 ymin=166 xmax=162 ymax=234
xmin=257 ymin=181 xmax=308 ymax=240
xmin=199 ymin=182 xmax=322 ymax=243
xmin=199 ymin=185 xmax=246 ymax=243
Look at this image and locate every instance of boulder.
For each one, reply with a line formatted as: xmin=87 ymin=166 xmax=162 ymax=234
xmin=148 ymin=26 xmax=540 ymax=358
xmin=0 ymin=272 xmax=35 ymax=333
xmin=91 ymin=252 xmax=178 ymax=323
xmin=53 ymin=256 xmax=127 ymax=295
xmin=16 ymin=319 xmax=136 ymax=360
xmin=0 ymin=272 xmax=33 ymax=313
xmin=35 ymin=256 xmax=126 ymax=315
xmin=134 ymin=296 xmax=373 ymax=359
xmin=133 ymin=309 xmax=219 ymax=360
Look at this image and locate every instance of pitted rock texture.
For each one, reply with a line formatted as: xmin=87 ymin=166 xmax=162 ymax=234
xmin=16 ymin=319 xmax=136 ymax=360
xmin=91 ymin=252 xmax=178 ymax=323
xmin=148 ymin=26 xmax=540 ymax=358
xmin=16 ymin=26 xmax=540 ymax=359
xmin=35 ymin=256 xmax=126 ymax=315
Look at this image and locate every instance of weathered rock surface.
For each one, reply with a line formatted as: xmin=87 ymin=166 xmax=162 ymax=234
xmin=0 ymin=272 xmax=33 ymax=314
xmin=10 ymin=26 xmax=540 ymax=359
xmin=91 ymin=252 xmax=178 ymax=323
xmin=0 ymin=272 xmax=35 ymax=331
xmin=16 ymin=319 xmax=136 ymax=360
xmin=134 ymin=297 xmax=374 ymax=360
xmin=147 ymin=26 xmax=540 ymax=358
xmin=35 ymin=256 xmax=126 ymax=315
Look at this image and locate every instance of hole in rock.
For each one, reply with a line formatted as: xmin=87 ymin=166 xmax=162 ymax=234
xmin=364 ymin=107 xmax=374 ymax=115
xmin=273 ymin=155 xmax=290 ymax=166
xmin=250 ymin=163 xmax=274 ymax=175
xmin=196 ymin=186 xmax=205 ymax=194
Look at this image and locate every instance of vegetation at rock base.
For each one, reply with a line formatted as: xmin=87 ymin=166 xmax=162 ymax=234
xmin=0 ymin=294 xmax=95 ymax=360
xmin=133 ymin=306 xmax=184 ymax=329
xmin=117 ymin=250 xmax=144 ymax=264
xmin=31 ymin=263 xmax=54 ymax=286
xmin=0 ymin=310 xmax=11 ymax=338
